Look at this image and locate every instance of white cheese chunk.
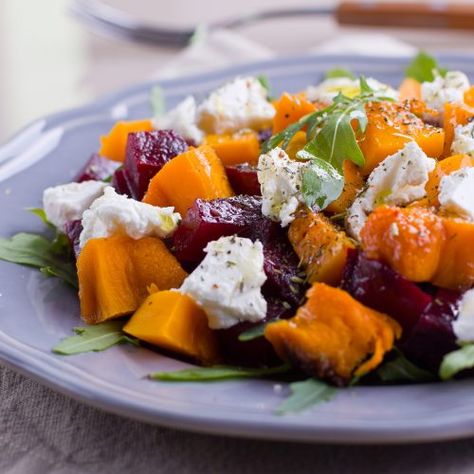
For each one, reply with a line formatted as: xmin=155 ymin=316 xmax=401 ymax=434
xmin=347 ymin=141 xmax=436 ymax=239
xmin=453 ymin=288 xmax=474 ymax=343
xmin=153 ymin=96 xmax=204 ymax=145
xmin=306 ymin=76 xmax=398 ymax=103
xmin=43 ymin=180 xmax=108 ymax=231
xmin=451 ymin=121 xmax=474 ymax=156
xmin=257 ymin=147 xmax=308 ymax=227
xmin=79 ymin=187 xmax=180 ymax=248
xmin=439 ymin=167 xmax=474 ymax=221
xmin=196 ymin=76 xmax=275 ymax=134
xmin=180 ymin=236 xmax=267 ymax=329
xmin=421 ymin=70 xmax=470 ymax=113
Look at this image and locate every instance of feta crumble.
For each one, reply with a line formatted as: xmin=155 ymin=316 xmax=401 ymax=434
xmin=421 ymin=70 xmax=470 ymax=113
xmin=43 ymin=180 xmax=108 ymax=231
xmin=439 ymin=167 xmax=474 ymax=221
xmin=197 ymin=76 xmax=275 ymax=134
xmin=79 ymin=187 xmax=180 ymax=248
xmin=453 ymin=288 xmax=474 ymax=344
xmin=153 ymin=96 xmax=204 ymax=145
xmin=451 ymin=121 xmax=474 ymax=156
xmin=306 ymin=77 xmax=398 ymax=103
xmin=347 ymin=141 xmax=435 ymax=239
xmin=257 ymin=147 xmax=308 ymax=227
xmin=179 ymin=236 xmax=267 ymax=330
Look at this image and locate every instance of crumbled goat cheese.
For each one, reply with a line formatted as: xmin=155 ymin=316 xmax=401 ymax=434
xmin=258 ymin=147 xmax=308 ymax=227
xmin=347 ymin=141 xmax=435 ymax=240
xmin=43 ymin=180 xmax=108 ymax=231
xmin=197 ymin=76 xmax=275 ymax=134
xmin=451 ymin=121 xmax=474 ymax=156
xmin=453 ymin=288 xmax=474 ymax=343
xmin=79 ymin=187 xmax=180 ymax=248
xmin=421 ymin=70 xmax=470 ymax=113
xmin=179 ymin=236 xmax=267 ymax=329
xmin=439 ymin=167 xmax=474 ymax=221
xmin=153 ymin=96 xmax=204 ymax=145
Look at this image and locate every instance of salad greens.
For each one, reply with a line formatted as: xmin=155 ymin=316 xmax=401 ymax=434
xmin=53 ymin=321 xmax=138 ymax=355
xmin=150 ymin=85 xmax=166 ymax=118
xmin=439 ymin=344 xmax=474 ymax=381
xmin=405 ymin=51 xmax=447 ymax=83
xmin=325 ymin=68 xmax=356 ymax=80
xmin=377 ymin=352 xmax=435 ymax=383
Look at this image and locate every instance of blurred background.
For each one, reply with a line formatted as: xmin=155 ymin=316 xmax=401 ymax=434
xmin=1 ymin=0 xmax=474 ymax=143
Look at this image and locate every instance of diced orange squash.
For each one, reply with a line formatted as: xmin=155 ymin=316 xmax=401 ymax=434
xmin=203 ymin=130 xmax=260 ymax=166
xmin=433 ymin=218 xmax=474 ymax=290
xmin=124 ymin=290 xmax=220 ymax=364
xmin=359 ymin=102 xmax=444 ymax=175
xmin=99 ymin=119 xmax=153 ymax=162
xmin=288 ymin=210 xmax=354 ymax=285
xmin=326 ymin=161 xmax=364 ymax=214
xmin=360 ymin=206 xmax=446 ymax=282
xmin=399 ymin=78 xmax=422 ymax=101
xmin=464 ymin=86 xmax=474 ymax=107
xmin=285 ymin=131 xmax=307 ymax=160
xmin=272 ymin=93 xmax=319 ymax=133
xmin=443 ymin=102 xmax=474 ymax=157
xmin=425 ymin=154 xmax=474 ymax=205
xmin=77 ymin=235 xmax=187 ymax=324
xmin=142 ymin=145 xmax=234 ymax=215
xmin=265 ymin=283 xmax=401 ymax=385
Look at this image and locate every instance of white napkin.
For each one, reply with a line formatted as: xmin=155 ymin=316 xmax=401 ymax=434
xmin=152 ymin=28 xmax=417 ymax=80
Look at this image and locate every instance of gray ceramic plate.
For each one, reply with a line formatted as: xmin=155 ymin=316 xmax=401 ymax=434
xmin=1 ymin=54 xmax=474 ymax=444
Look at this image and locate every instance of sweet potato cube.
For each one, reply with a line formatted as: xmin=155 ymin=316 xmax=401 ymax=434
xmin=99 ymin=119 xmax=153 ymax=162
xmin=326 ymin=161 xmax=364 ymax=214
xmin=443 ymin=102 xmax=474 ymax=157
xmin=398 ymin=78 xmax=421 ymax=101
xmin=203 ymin=131 xmax=260 ymax=166
xmin=265 ymin=283 xmax=401 ymax=385
xmin=124 ymin=290 xmax=220 ymax=364
xmin=78 ymin=235 xmax=187 ymax=324
xmin=272 ymin=93 xmax=319 ymax=133
xmin=360 ymin=206 xmax=446 ymax=282
xmin=142 ymin=145 xmax=234 ymax=215
xmin=289 ymin=210 xmax=354 ymax=286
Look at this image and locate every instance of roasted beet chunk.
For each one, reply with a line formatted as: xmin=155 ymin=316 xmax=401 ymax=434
xmin=401 ymin=288 xmax=460 ymax=371
xmin=172 ymin=196 xmax=278 ymax=262
xmin=64 ymin=219 xmax=83 ymax=258
xmin=225 ymin=164 xmax=261 ymax=196
xmin=111 ymin=167 xmax=135 ymax=198
xmin=125 ymin=130 xmax=188 ymax=199
xmin=75 ymin=153 xmax=121 ymax=183
xmin=341 ymin=250 xmax=432 ymax=336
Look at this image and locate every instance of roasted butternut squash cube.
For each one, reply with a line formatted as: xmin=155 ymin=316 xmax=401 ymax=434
xmin=265 ymin=283 xmax=401 ymax=385
xmin=288 ymin=210 xmax=354 ymax=285
xmin=203 ymin=130 xmax=260 ymax=166
xmin=124 ymin=290 xmax=220 ymax=364
xmin=433 ymin=218 xmax=474 ymax=290
xmin=142 ymin=145 xmax=234 ymax=215
xmin=326 ymin=161 xmax=364 ymax=214
xmin=360 ymin=206 xmax=446 ymax=282
xmin=443 ymin=102 xmax=474 ymax=157
xmin=398 ymin=78 xmax=421 ymax=102
xmin=99 ymin=119 xmax=153 ymax=162
xmin=359 ymin=102 xmax=444 ymax=175
xmin=272 ymin=93 xmax=319 ymax=133
xmin=78 ymin=235 xmax=187 ymax=324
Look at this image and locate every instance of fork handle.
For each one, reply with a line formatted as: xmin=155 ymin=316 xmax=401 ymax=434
xmin=336 ymin=1 xmax=474 ymax=30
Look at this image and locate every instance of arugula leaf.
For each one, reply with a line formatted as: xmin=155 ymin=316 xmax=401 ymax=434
xmin=405 ymin=51 xmax=447 ymax=83
xmin=257 ymin=75 xmax=271 ymax=94
xmin=439 ymin=344 xmax=474 ymax=380
xmin=275 ymin=378 xmax=336 ymax=415
xmin=52 ymin=321 xmax=138 ymax=355
xmin=0 ymin=232 xmax=77 ymax=288
xmin=27 ymin=207 xmax=55 ymax=230
xmin=150 ymin=364 xmax=290 ymax=382
xmin=299 ymin=157 xmax=344 ymax=209
xmin=325 ymin=68 xmax=356 ymax=80
xmin=238 ymin=323 xmax=267 ymax=342
xmin=377 ymin=352 xmax=435 ymax=383
xmin=150 ymin=85 xmax=166 ymax=117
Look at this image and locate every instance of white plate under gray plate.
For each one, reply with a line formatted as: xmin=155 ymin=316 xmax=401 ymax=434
xmin=1 ymin=54 xmax=474 ymax=444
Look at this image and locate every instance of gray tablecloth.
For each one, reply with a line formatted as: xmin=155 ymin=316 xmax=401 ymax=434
xmin=1 ymin=365 xmax=473 ymax=474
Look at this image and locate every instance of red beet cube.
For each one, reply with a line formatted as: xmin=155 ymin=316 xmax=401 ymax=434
xmin=111 ymin=168 xmax=136 ymax=199
xmin=75 ymin=153 xmax=121 ymax=183
xmin=401 ymin=288 xmax=460 ymax=371
xmin=172 ymin=196 xmax=278 ymax=263
xmin=125 ymin=130 xmax=187 ymax=199
xmin=341 ymin=250 xmax=432 ymax=336
xmin=225 ymin=164 xmax=261 ymax=196
xmin=64 ymin=219 xmax=83 ymax=258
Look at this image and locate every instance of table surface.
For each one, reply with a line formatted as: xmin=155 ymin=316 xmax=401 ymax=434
xmin=1 ymin=1 xmax=474 ymax=472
